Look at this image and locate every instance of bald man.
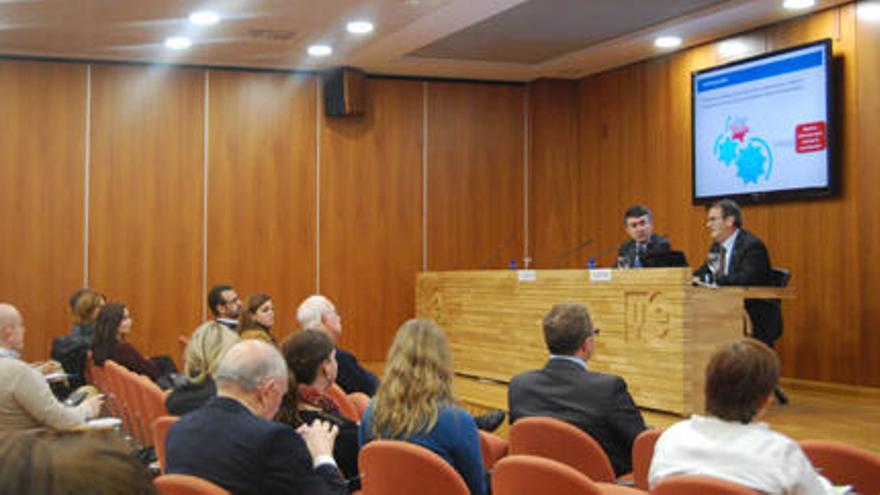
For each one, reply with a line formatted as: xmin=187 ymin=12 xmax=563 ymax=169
xmin=0 ymin=303 xmax=103 ymax=432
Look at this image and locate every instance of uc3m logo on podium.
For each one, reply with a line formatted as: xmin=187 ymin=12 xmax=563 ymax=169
xmin=624 ymin=291 xmax=671 ymax=341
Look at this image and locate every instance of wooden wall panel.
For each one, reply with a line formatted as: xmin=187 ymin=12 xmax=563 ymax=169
xmin=89 ymin=65 xmax=204 ymax=361
xmin=206 ymin=71 xmax=317 ymax=342
xmin=320 ymin=79 xmax=423 ymax=360
xmin=427 ymin=82 xmax=526 ymax=271
xmin=528 ymin=79 xmax=583 ymax=268
xmin=532 ymin=5 xmax=879 ymax=386
xmin=0 ymin=61 xmax=85 ymax=362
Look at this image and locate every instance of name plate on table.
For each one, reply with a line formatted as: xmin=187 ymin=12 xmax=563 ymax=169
xmin=517 ymin=270 xmax=537 ymax=281
xmin=589 ymin=269 xmax=613 ymax=282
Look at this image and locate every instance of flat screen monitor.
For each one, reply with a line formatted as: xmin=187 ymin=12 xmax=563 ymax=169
xmin=692 ymin=39 xmax=835 ymax=204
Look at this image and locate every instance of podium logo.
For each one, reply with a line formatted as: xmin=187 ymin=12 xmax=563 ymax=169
xmin=713 ymin=116 xmax=774 ymax=185
xmin=624 ymin=291 xmax=670 ymax=341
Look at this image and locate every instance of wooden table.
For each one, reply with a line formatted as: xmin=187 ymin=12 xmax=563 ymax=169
xmin=416 ymin=268 xmax=792 ymax=415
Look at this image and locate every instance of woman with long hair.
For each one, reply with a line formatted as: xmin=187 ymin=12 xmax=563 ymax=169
xmin=165 ymin=322 xmax=241 ymax=415
xmin=358 ymin=318 xmax=486 ymax=495
xmin=238 ymin=294 xmax=276 ymax=344
xmin=276 ymin=329 xmax=359 ymax=486
xmin=91 ymin=302 xmax=174 ymax=382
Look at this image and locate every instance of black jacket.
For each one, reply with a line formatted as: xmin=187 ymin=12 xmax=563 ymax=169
xmin=617 ymin=233 xmax=671 ymax=268
xmin=508 ymin=358 xmax=646 ymax=476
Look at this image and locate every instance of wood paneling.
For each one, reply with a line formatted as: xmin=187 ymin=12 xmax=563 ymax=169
xmin=0 ymin=61 xmax=85 ymax=362
xmin=320 ymin=79 xmax=423 ymax=360
xmin=531 ymin=5 xmax=880 ymax=386
xmin=427 ymin=82 xmax=526 ymax=271
xmin=206 ymin=71 xmax=317 ymax=342
xmin=89 ymin=65 xmax=204 ymax=361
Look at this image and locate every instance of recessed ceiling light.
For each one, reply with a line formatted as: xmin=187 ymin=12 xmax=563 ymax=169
xmin=655 ymin=36 xmax=682 ymax=49
xmin=718 ymin=40 xmax=748 ymax=58
xmin=782 ymin=0 xmax=815 ymax=10
xmin=858 ymin=2 xmax=880 ymax=21
xmin=164 ymin=36 xmax=193 ymax=50
xmin=307 ymin=44 xmax=333 ymax=57
xmin=189 ymin=11 xmax=220 ymax=25
xmin=346 ymin=21 xmax=374 ymax=34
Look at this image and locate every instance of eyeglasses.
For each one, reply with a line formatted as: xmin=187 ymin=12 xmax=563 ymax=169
xmin=590 ymin=328 xmax=601 ymax=337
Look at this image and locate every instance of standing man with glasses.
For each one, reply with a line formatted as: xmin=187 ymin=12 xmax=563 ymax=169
xmin=508 ymin=303 xmax=646 ymax=476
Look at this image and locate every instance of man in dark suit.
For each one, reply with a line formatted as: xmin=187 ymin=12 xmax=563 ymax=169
xmin=166 ymin=340 xmax=348 ymax=495
xmin=508 ymin=303 xmax=646 ymax=476
xmin=617 ymin=205 xmax=671 ymax=268
xmin=693 ymin=199 xmax=783 ymax=347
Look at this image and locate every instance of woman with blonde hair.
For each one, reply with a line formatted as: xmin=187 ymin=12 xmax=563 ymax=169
xmin=165 ymin=322 xmax=241 ymax=415
xmin=358 ymin=318 xmax=486 ymax=495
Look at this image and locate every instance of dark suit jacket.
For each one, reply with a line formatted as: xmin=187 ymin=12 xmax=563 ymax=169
xmin=617 ymin=233 xmax=670 ymax=268
xmin=166 ymin=397 xmax=348 ymax=495
xmin=508 ymin=358 xmax=646 ymax=476
xmin=335 ymin=348 xmax=379 ymax=396
xmin=693 ymin=229 xmax=783 ymax=346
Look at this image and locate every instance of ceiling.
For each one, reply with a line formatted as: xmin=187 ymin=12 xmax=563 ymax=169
xmin=0 ymin=0 xmax=847 ymax=81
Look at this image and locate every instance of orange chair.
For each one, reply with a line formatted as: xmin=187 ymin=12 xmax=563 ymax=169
xmin=103 ymin=361 xmax=132 ymax=434
xmin=326 ymin=383 xmax=361 ymax=422
xmin=359 ymin=440 xmax=470 ymax=495
xmin=152 ymin=415 xmax=181 ymax=474
xmin=154 ymin=474 xmax=229 ymax=495
xmin=652 ymin=475 xmax=758 ymax=494
xmin=632 ymin=428 xmax=663 ymax=490
xmin=136 ymin=374 xmax=169 ymax=445
xmin=493 ymin=455 xmax=644 ymax=495
xmin=478 ymin=430 xmax=509 ymax=471
xmin=800 ymin=439 xmax=880 ymax=493
xmin=509 ymin=416 xmax=617 ymax=482
xmin=349 ymin=391 xmax=370 ymax=418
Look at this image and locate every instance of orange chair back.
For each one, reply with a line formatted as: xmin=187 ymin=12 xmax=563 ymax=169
xmin=359 ymin=440 xmax=470 ymax=495
xmin=800 ymin=440 xmax=880 ymax=493
xmin=326 ymin=383 xmax=360 ymax=422
xmin=103 ymin=361 xmax=130 ymax=432
xmin=152 ymin=415 xmax=181 ymax=474
xmin=137 ymin=374 xmax=169 ymax=445
xmin=652 ymin=475 xmax=758 ymax=494
xmin=478 ymin=430 xmax=509 ymax=471
xmin=509 ymin=416 xmax=616 ymax=482
xmin=154 ymin=474 xmax=229 ymax=495
xmin=493 ymin=455 xmax=607 ymax=495
xmin=632 ymin=428 xmax=663 ymax=490
xmin=348 ymin=391 xmax=371 ymax=418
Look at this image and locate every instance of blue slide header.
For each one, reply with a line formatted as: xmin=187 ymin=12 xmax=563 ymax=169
xmin=696 ymin=50 xmax=824 ymax=93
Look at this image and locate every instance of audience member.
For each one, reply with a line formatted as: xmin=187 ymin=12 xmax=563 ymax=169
xmin=297 ymin=295 xmax=378 ymax=396
xmin=165 ymin=319 xmax=241 ymax=415
xmin=91 ymin=302 xmax=175 ymax=383
xmin=0 ymin=303 xmax=102 ymax=432
xmin=70 ymin=289 xmax=105 ymax=340
xmin=239 ymin=293 xmax=277 ymax=344
xmin=649 ymin=338 xmax=835 ymax=494
xmin=508 ymin=303 xmax=646 ymax=476
xmin=616 ymin=204 xmax=671 ymax=268
xmin=277 ymin=329 xmax=360 ymax=484
xmin=359 ymin=318 xmax=486 ymax=495
xmin=166 ymin=340 xmax=347 ymax=495
xmin=207 ymin=284 xmax=242 ymax=331
xmin=0 ymin=432 xmax=155 ymax=495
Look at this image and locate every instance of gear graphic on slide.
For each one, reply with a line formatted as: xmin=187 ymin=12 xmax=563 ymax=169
xmin=712 ymin=117 xmax=774 ymax=184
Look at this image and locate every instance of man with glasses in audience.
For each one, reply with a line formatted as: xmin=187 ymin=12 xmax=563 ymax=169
xmin=508 ymin=303 xmax=646 ymax=476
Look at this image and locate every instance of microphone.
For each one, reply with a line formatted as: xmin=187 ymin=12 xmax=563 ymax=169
xmin=552 ymin=239 xmax=593 ymax=268
xmin=482 ymin=233 xmax=517 ymax=268
xmin=588 ymin=243 xmax=623 ymax=268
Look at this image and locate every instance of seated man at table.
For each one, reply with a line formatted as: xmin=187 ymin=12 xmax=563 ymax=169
xmin=616 ymin=204 xmax=671 ymax=268
xmin=649 ymin=338 xmax=835 ymax=493
xmin=166 ymin=339 xmax=347 ymax=495
xmin=0 ymin=303 xmax=103 ymax=433
xmin=508 ymin=303 xmax=646 ymax=476
xmin=693 ymin=199 xmax=782 ymax=348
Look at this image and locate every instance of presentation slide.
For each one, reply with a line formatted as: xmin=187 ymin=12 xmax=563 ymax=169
xmin=693 ymin=42 xmax=830 ymax=200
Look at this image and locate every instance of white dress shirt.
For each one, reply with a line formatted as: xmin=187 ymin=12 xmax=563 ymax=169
xmin=649 ymin=415 xmax=836 ymax=495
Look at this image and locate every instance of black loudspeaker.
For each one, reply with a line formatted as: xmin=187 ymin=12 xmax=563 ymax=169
xmin=322 ymin=67 xmax=365 ymax=117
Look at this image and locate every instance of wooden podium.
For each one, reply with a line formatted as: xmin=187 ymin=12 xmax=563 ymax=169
xmin=416 ymin=268 xmax=774 ymax=416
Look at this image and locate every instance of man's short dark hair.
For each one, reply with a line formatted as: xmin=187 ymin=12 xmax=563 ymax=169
xmin=208 ymin=284 xmax=234 ymax=317
xmin=705 ymin=338 xmax=779 ymax=423
xmin=623 ymin=205 xmax=652 ymax=224
xmin=542 ymin=303 xmax=594 ymax=355
xmin=712 ymin=199 xmax=742 ymax=228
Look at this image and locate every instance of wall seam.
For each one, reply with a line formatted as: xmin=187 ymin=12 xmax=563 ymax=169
xmin=315 ymin=77 xmax=322 ymax=293
xmin=82 ymin=65 xmax=92 ymax=286
xmin=523 ymin=88 xmax=530 ymax=265
xmin=422 ymin=81 xmax=429 ymax=272
xmin=202 ymin=70 xmax=210 ymax=321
